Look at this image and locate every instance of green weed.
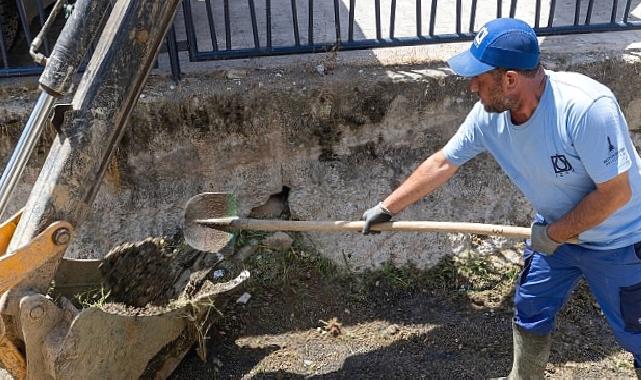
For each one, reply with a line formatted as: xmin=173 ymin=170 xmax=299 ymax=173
xmin=232 ymin=228 xmax=522 ymax=312
xmin=237 ymin=231 xmax=340 ymax=293
xmin=74 ymin=287 xmax=111 ymax=309
xmin=362 ymin=254 xmax=521 ymax=295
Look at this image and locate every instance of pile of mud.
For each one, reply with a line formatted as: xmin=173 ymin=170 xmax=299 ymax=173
xmin=95 ymin=235 xmax=227 ymax=315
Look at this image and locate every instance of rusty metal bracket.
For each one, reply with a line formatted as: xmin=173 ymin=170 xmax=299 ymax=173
xmin=50 ymin=103 xmax=72 ymax=134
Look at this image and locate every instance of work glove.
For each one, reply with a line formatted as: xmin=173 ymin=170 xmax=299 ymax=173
xmin=362 ymin=202 xmax=392 ymax=235
xmin=530 ymin=222 xmax=561 ymax=256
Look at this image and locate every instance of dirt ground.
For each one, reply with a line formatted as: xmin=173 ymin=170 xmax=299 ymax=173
xmin=170 ymin=232 xmax=638 ymax=380
xmin=0 ymin=231 xmax=637 ymax=380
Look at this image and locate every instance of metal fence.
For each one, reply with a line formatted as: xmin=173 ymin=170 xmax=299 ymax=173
xmin=1 ymin=0 xmax=641 ymax=80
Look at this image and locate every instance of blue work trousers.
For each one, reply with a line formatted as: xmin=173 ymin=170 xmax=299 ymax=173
xmin=514 ymin=242 xmax=641 ymax=364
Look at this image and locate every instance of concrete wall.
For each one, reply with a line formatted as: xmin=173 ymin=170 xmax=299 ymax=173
xmin=1 ymin=53 xmax=640 ymax=270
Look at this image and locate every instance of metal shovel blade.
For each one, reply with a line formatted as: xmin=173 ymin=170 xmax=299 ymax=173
xmin=183 ymin=192 xmax=237 ymax=252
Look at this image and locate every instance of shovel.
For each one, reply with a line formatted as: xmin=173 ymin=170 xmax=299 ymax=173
xmin=183 ymin=192 xmax=532 ymax=252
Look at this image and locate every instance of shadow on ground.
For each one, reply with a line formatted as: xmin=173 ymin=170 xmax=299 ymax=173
xmin=170 ymin=232 xmax=628 ymax=379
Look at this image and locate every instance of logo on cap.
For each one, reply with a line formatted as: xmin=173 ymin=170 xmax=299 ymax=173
xmin=474 ymin=27 xmax=488 ymax=47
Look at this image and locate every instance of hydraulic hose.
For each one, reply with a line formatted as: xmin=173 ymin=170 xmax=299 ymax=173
xmin=39 ymin=0 xmax=113 ymax=96
xmin=0 ymin=0 xmax=112 ymax=220
xmin=0 ymin=92 xmax=55 ymax=218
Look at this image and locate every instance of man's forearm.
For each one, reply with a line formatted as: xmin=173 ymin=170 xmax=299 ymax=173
xmin=548 ymin=172 xmax=631 ymax=242
xmin=382 ymin=150 xmax=459 ymax=215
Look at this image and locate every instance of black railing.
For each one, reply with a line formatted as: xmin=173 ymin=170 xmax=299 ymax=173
xmin=0 ymin=0 xmax=182 ymax=78
xmin=180 ymin=0 xmax=641 ymax=62
xmin=1 ymin=0 xmax=641 ymax=80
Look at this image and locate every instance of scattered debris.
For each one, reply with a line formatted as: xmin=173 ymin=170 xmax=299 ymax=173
xmin=262 ymin=232 xmax=293 ymax=251
xmin=472 ymin=298 xmax=485 ymax=308
xmin=236 ymin=292 xmax=251 ymax=304
xmin=235 ymin=244 xmax=258 ymax=262
xmin=385 ymin=324 xmax=399 ymax=336
xmin=225 ymin=69 xmax=247 ymax=79
xmin=212 ymin=357 xmax=223 ymax=368
xmin=213 ymin=269 xmax=225 ymax=280
xmin=319 ymin=317 xmax=342 ymax=337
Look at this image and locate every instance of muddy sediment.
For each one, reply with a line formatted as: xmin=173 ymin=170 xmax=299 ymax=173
xmin=96 ymin=234 xmax=225 ymax=316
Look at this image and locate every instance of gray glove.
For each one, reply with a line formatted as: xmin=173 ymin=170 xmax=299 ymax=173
xmin=530 ymin=222 xmax=561 ymax=255
xmin=362 ymin=202 xmax=393 ymax=234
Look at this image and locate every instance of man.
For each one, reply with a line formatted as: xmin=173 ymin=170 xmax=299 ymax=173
xmin=362 ymin=18 xmax=641 ymax=378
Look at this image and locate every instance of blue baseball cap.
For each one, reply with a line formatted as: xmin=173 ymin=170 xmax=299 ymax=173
xmin=448 ymin=18 xmax=540 ymax=78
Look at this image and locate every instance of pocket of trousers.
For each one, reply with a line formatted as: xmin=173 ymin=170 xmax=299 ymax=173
xmin=620 ymin=281 xmax=641 ymax=333
xmin=519 ymin=246 xmax=535 ymax=286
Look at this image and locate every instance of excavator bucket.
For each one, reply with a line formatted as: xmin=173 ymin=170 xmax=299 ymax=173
xmin=1 ymin=235 xmax=248 ymax=379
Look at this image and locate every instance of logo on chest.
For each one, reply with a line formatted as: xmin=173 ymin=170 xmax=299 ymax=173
xmin=550 ymin=154 xmax=574 ymax=177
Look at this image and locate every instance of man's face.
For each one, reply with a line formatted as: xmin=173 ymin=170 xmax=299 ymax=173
xmin=469 ymin=70 xmax=515 ymax=113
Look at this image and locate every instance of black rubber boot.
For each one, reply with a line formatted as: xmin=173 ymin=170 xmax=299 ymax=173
xmin=507 ymin=323 xmax=551 ymax=380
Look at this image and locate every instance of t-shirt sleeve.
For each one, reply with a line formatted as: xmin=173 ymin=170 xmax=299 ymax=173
xmin=571 ymin=96 xmax=632 ymax=183
xmin=442 ymin=104 xmax=487 ymax=166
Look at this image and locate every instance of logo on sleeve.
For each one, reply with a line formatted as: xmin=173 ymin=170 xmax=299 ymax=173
xmin=603 ymin=136 xmax=630 ymax=167
xmin=551 ymin=154 xmax=574 ymax=176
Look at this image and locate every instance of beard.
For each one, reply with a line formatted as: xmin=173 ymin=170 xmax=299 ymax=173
xmin=481 ymin=79 xmax=519 ymax=114
xmin=483 ymin=100 xmax=511 ymax=113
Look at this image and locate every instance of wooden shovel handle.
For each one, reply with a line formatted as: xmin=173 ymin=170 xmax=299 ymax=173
xmin=197 ymin=219 xmax=531 ymax=239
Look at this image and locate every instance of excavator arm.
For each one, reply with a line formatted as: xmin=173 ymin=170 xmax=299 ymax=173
xmin=0 ymin=1 xmax=214 ymax=379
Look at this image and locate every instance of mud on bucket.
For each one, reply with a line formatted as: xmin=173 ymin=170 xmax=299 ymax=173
xmin=39 ymin=235 xmax=248 ymax=380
